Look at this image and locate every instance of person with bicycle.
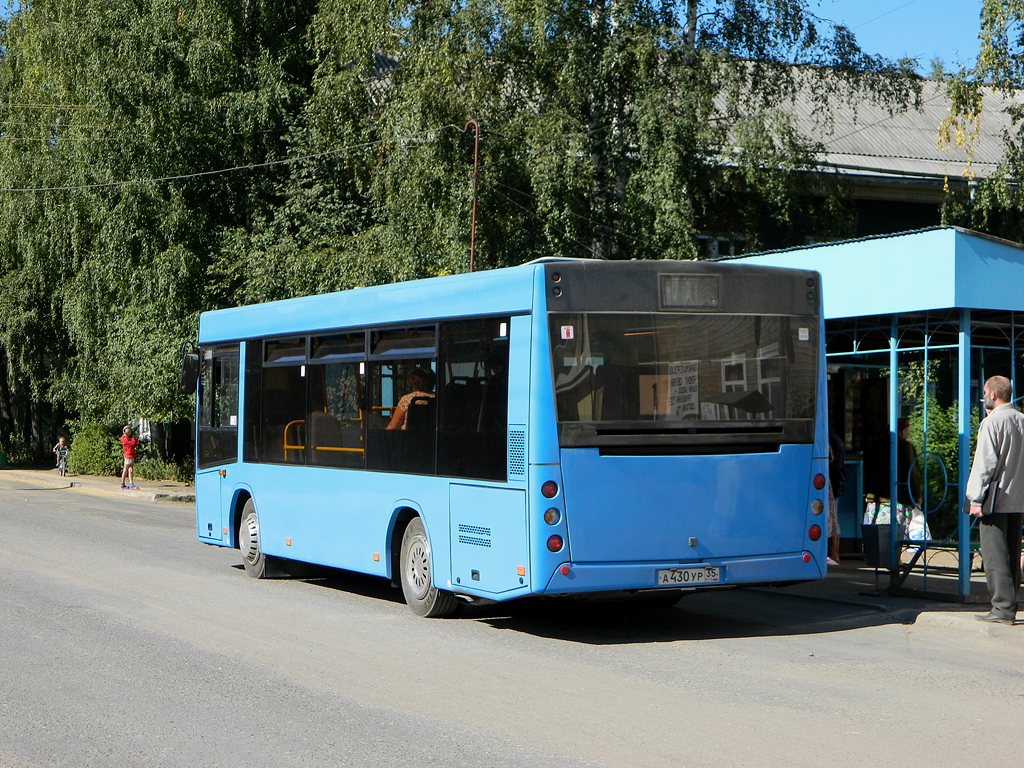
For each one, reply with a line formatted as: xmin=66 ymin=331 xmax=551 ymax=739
xmin=52 ymin=436 xmax=69 ymax=475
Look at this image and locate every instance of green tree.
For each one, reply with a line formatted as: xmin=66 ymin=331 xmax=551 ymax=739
xmin=237 ymin=0 xmax=921 ymax=300
xmin=0 ymin=0 xmax=922 ymax=464
xmin=0 ymin=0 xmax=316 ymax=459
xmin=940 ymin=0 xmax=1024 ymax=240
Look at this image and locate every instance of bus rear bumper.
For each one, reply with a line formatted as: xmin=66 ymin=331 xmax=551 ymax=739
xmin=540 ymin=553 xmax=824 ymax=595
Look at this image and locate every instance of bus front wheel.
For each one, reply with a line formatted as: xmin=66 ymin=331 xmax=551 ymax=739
xmin=399 ymin=517 xmax=459 ymax=618
xmin=239 ymin=499 xmax=269 ymax=579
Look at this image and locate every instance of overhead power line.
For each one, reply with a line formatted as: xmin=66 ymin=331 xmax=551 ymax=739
xmin=0 ymin=125 xmax=462 ymax=193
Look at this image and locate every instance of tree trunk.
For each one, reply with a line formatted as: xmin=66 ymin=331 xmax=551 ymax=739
xmin=0 ymin=347 xmax=14 ymax=442
xmin=30 ymin=398 xmax=45 ymax=462
xmin=151 ymin=421 xmax=168 ymax=461
xmin=684 ymin=0 xmax=698 ymax=65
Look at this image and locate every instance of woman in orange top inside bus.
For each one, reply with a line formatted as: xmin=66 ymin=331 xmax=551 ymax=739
xmin=386 ymin=368 xmax=436 ymax=431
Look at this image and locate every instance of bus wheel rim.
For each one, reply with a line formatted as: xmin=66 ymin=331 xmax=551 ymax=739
xmin=242 ymin=514 xmax=260 ymax=565
xmin=407 ymin=537 xmax=430 ymax=598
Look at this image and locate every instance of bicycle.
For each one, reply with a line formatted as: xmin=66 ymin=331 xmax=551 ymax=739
xmin=55 ymin=448 xmax=68 ymax=477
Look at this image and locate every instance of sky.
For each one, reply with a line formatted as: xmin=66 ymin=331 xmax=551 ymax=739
xmin=816 ymin=0 xmax=982 ymax=73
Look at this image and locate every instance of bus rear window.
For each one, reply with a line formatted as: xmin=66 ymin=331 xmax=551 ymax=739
xmin=550 ymin=313 xmax=817 ymax=428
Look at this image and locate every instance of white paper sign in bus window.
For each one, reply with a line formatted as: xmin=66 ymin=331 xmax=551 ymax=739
xmin=668 ymin=361 xmax=699 ymax=418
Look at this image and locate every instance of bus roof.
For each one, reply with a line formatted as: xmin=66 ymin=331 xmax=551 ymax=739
xmin=198 ymin=258 xmax=818 ymax=343
xmin=198 ymin=261 xmax=541 ymax=343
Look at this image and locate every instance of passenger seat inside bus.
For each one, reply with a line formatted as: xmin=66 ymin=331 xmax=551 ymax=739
xmin=308 ymin=410 xmax=343 ymax=450
xmin=404 ymin=396 xmax=436 ymax=431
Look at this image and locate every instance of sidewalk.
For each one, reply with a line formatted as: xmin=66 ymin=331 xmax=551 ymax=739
xmin=760 ymin=556 xmax=1023 ymax=638
xmin=0 ymin=466 xmax=194 ymax=503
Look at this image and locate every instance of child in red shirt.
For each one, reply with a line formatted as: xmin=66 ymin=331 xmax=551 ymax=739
xmin=120 ymin=426 xmax=138 ymax=490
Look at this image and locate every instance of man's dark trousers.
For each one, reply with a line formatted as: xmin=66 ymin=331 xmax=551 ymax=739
xmin=979 ymin=512 xmax=1023 ymax=619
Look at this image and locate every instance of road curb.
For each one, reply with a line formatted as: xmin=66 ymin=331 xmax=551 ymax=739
xmin=152 ymin=492 xmax=196 ymax=503
xmin=912 ymin=610 xmax=1021 ymax=636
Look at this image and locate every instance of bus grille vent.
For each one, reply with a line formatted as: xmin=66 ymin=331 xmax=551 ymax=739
xmin=458 ymin=524 xmax=492 ymax=547
xmin=508 ymin=426 xmax=526 ymax=478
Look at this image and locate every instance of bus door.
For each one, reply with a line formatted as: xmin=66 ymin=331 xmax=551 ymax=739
xmin=195 ymin=345 xmax=240 ymax=544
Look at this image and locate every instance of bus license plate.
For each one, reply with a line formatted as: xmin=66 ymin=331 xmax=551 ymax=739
xmin=657 ymin=566 xmax=720 ymax=586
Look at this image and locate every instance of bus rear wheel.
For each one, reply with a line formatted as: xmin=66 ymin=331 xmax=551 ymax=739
xmin=239 ymin=499 xmax=270 ymax=579
xmin=399 ymin=517 xmax=459 ymax=618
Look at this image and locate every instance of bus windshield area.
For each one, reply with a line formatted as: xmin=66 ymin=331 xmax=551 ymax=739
xmin=550 ymin=312 xmax=818 ymax=436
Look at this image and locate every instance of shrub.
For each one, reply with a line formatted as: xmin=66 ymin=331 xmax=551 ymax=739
xmin=3 ymin=432 xmax=34 ymax=466
xmin=66 ymin=421 xmax=121 ymax=477
xmin=134 ymin=455 xmax=193 ymax=483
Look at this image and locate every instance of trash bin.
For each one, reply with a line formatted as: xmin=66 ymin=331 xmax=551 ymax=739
xmin=862 ymin=523 xmax=893 ymax=568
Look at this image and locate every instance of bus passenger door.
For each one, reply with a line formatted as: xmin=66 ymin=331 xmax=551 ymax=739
xmin=195 ymin=468 xmax=225 ymax=543
xmin=195 ymin=343 xmax=239 ymax=545
xmin=449 ymin=485 xmax=528 ymax=595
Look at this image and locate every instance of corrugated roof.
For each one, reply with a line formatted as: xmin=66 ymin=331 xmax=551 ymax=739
xmin=717 ymin=226 xmax=1024 ymax=262
xmin=794 ymin=80 xmax=1019 ymax=181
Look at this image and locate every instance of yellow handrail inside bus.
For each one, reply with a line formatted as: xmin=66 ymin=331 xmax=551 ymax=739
xmin=283 ymin=413 xmax=367 ymax=460
xmin=283 ymin=419 xmax=305 ymax=461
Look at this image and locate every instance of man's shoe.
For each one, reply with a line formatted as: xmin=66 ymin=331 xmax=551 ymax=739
xmin=120 ymin=484 xmax=127 ymax=490
xmin=975 ymin=611 xmax=1016 ymax=625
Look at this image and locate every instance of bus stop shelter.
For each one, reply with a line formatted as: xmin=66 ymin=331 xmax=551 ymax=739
xmin=730 ymin=226 xmax=1024 ymax=600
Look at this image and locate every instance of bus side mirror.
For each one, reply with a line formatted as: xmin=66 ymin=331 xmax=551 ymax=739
xmin=179 ymin=352 xmax=199 ymax=395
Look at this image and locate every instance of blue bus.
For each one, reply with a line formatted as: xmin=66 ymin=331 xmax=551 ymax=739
xmin=189 ymin=259 xmax=828 ymax=617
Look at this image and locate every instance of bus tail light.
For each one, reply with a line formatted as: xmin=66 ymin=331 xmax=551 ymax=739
xmin=810 ymin=499 xmax=823 ymax=515
xmin=547 ymin=535 xmax=563 ymax=552
xmin=808 ymin=524 xmax=822 ymax=541
xmin=812 ymin=473 xmax=826 ymax=490
xmin=544 ymin=508 xmax=561 ymax=525
xmin=541 ymin=481 xmax=559 ymax=499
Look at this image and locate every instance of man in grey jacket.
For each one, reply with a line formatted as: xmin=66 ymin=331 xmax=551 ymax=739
xmin=966 ymin=375 xmax=1024 ymax=625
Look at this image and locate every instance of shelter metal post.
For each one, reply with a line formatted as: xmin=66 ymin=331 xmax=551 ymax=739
xmin=957 ymin=309 xmax=971 ymax=596
xmin=888 ymin=316 xmax=899 ymax=580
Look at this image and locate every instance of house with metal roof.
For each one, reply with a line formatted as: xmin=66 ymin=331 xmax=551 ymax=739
xmin=703 ymin=79 xmax=1020 ymax=258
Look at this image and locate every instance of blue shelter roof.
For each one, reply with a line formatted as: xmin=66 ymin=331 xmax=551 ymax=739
xmin=727 ymin=227 xmax=1024 ymax=320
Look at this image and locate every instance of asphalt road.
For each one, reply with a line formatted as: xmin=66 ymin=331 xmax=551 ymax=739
xmin=1 ymin=475 xmax=1022 ymax=768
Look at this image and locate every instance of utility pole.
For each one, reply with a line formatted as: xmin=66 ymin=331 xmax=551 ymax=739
xmin=463 ymin=119 xmax=479 ymax=272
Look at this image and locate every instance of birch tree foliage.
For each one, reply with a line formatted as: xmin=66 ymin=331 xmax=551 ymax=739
xmin=234 ymin=0 xmax=920 ymax=302
xmin=0 ymin=0 xmax=920 ymax=458
xmin=941 ymin=0 xmax=1024 ymax=240
xmin=0 ymin=0 xmax=313 ymax=429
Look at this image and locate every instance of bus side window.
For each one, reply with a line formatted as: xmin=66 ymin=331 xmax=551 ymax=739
xmin=260 ymin=339 xmax=308 ymax=465
xmin=437 ymin=318 xmax=509 ymax=481
xmin=366 ymin=359 xmax=437 ymax=475
xmin=306 ymin=360 xmax=366 ymax=469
